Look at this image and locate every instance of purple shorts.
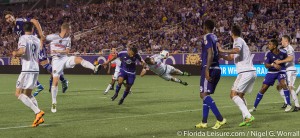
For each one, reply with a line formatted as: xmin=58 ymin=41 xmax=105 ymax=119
xmin=200 ymin=67 xmax=221 ymax=94
xmin=119 ymin=69 xmax=136 ymax=85
xmin=263 ymin=72 xmax=287 ymax=86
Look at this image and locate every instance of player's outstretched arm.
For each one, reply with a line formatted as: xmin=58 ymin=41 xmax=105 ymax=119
xmin=30 ymin=19 xmax=45 ymax=41
xmin=274 ymin=56 xmax=293 ymax=64
xmin=219 ymin=54 xmax=234 ymax=61
xmin=140 ymin=68 xmax=147 ymax=77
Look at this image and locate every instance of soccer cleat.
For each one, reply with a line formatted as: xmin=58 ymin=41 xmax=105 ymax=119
xmin=111 ymin=94 xmax=118 ymax=101
xmin=61 ymin=80 xmax=69 ymax=93
xmin=32 ymin=110 xmax=45 ymax=127
xmin=33 ymin=84 xmax=44 ymax=97
xmin=32 ymin=117 xmax=44 ymax=127
xmin=212 ymin=118 xmax=227 ymax=129
xmin=181 ymin=82 xmax=188 ymax=86
xmin=103 ymin=90 xmax=109 ymax=95
xmin=292 ymin=107 xmax=300 ymax=112
xmin=51 ymin=103 xmax=57 ymax=113
xmin=239 ymin=116 xmax=255 ymax=127
xmin=249 ymin=107 xmax=256 ymax=112
xmin=285 ymin=105 xmax=292 ymax=112
xmin=94 ymin=64 xmax=102 ymax=74
xmin=118 ymin=98 xmax=124 ymax=105
xmin=195 ymin=122 xmax=207 ymax=128
xmin=281 ymin=103 xmax=287 ymax=109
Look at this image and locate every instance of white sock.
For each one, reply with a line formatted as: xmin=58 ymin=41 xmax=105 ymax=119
xmin=232 ymin=96 xmax=251 ymax=119
xmin=105 ymin=84 xmax=112 ymax=92
xmin=296 ymin=85 xmax=300 ymax=95
xmin=18 ymin=94 xmax=40 ymax=114
xmin=81 ymin=60 xmax=95 ymax=70
xmin=291 ymin=90 xmax=300 ymax=107
xmin=30 ymin=95 xmax=38 ymax=108
xmin=279 ymin=89 xmax=287 ymax=104
xmin=51 ymin=86 xmax=58 ymax=104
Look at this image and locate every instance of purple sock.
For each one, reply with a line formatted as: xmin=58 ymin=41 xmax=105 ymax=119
xmin=202 ymin=101 xmax=209 ymax=123
xmin=254 ymin=92 xmax=264 ymax=108
xmin=204 ymin=96 xmax=223 ymax=121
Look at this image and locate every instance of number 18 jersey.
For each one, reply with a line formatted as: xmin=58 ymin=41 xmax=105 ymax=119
xmin=18 ymin=35 xmax=40 ymax=72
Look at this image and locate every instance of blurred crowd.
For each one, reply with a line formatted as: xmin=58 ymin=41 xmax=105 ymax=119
xmin=1 ymin=0 xmax=300 ymax=56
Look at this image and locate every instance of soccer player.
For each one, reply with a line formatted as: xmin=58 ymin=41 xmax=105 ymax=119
xmin=104 ymin=48 xmax=120 ymax=94
xmin=218 ymin=25 xmax=256 ymax=126
xmin=249 ymin=39 xmax=292 ymax=112
xmin=4 ymin=11 xmax=69 ymax=96
xmin=12 ymin=22 xmax=44 ymax=127
xmin=103 ymin=47 xmax=145 ymax=105
xmin=47 ymin=23 xmax=101 ymax=113
xmin=275 ymin=35 xmax=300 ymax=111
xmin=195 ymin=20 xmax=226 ymax=129
xmin=140 ymin=54 xmax=190 ymax=85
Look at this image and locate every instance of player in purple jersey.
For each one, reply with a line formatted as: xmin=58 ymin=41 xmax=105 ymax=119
xmin=195 ymin=20 xmax=226 ymax=129
xmin=249 ymin=39 xmax=292 ymax=112
xmin=103 ymin=47 xmax=145 ymax=105
xmin=4 ymin=11 xmax=68 ymax=96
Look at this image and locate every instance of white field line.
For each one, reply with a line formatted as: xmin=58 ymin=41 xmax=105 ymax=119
xmin=0 ymin=101 xmax=282 ymax=130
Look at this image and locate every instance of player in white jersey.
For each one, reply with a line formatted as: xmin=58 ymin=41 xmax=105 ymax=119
xmin=274 ymin=35 xmax=300 ymax=111
xmin=218 ymin=25 xmax=256 ymax=126
xmin=140 ymin=54 xmax=190 ymax=85
xmin=47 ymin=23 xmax=101 ymax=113
xmin=12 ymin=22 xmax=44 ymax=127
xmin=104 ymin=48 xmax=122 ymax=94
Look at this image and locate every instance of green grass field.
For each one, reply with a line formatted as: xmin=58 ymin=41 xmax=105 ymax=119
xmin=1 ymin=74 xmax=300 ymax=138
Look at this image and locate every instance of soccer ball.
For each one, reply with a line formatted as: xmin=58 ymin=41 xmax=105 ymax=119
xmin=160 ymin=50 xmax=169 ymax=59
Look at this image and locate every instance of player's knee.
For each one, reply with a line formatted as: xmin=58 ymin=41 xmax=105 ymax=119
xmin=276 ymin=85 xmax=281 ymax=91
xmin=230 ymin=91 xmax=237 ymax=99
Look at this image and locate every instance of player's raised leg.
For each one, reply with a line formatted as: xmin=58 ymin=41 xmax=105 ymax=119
xmin=73 ymin=57 xmax=101 ymax=73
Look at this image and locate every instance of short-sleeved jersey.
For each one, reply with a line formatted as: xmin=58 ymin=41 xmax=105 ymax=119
xmin=281 ymin=45 xmax=296 ymax=71
xmin=118 ymin=51 xmax=143 ymax=73
xmin=14 ymin=18 xmax=36 ymax=37
xmin=18 ymin=35 xmax=40 ymax=72
xmin=265 ymin=49 xmax=288 ymax=72
xmin=233 ymin=37 xmax=255 ymax=73
xmin=201 ymin=33 xmax=219 ymax=68
xmin=108 ymin=54 xmax=117 ymax=68
xmin=147 ymin=54 xmax=166 ymax=75
xmin=46 ymin=34 xmax=71 ymax=57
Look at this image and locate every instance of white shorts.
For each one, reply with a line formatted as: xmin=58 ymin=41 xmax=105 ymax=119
xmin=16 ymin=72 xmax=39 ymax=89
xmin=286 ymin=70 xmax=297 ymax=88
xmin=232 ymin=71 xmax=257 ymax=93
xmin=113 ymin=68 xmax=120 ymax=80
xmin=160 ymin=65 xmax=176 ymax=81
xmin=52 ymin=56 xmax=76 ymax=77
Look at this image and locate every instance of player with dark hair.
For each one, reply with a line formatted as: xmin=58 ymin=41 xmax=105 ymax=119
xmin=140 ymin=55 xmax=190 ymax=85
xmin=218 ymin=25 xmax=256 ymax=126
xmin=249 ymin=39 xmax=292 ymax=112
xmin=103 ymin=47 xmax=145 ymax=105
xmin=12 ymin=22 xmax=45 ymax=127
xmin=195 ymin=20 xmax=226 ymax=129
